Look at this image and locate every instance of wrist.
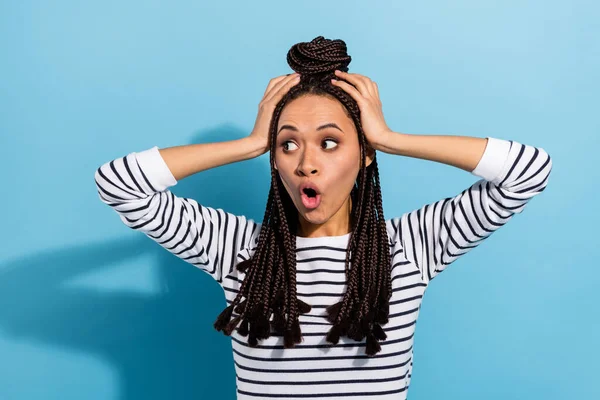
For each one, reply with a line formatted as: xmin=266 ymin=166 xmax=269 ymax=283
xmin=372 ymin=130 xmax=397 ymax=153
xmin=241 ymin=136 xmax=268 ymax=159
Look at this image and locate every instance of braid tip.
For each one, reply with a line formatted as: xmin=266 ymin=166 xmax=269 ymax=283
xmin=297 ymin=299 xmax=312 ymax=314
xmin=325 ymin=300 xmax=343 ymax=323
xmin=238 ymin=318 xmax=249 ymax=337
xmin=372 ymin=323 xmax=387 ymax=341
xmin=213 ymin=304 xmax=234 ymax=332
xmin=365 ymin=332 xmax=381 ymax=356
xmin=236 ymin=259 xmax=250 ymax=273
xmin=223 ymin=314 xmax=242 ymax=336
xmin=283 ymin=328 xmax=296 ymax=348
xmin=326 ymin=323 xmax=342 ymax=345
xmin=234 ymin=299 xmax=247 ymax=314
xmin=291 ymin=318 xmax=302 ymax=344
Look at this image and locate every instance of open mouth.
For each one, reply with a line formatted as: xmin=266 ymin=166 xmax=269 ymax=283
xmin=303 ymin=188 xmax=317 ymax=198
xmin=300 ymin=187 xmax=321 ymax=209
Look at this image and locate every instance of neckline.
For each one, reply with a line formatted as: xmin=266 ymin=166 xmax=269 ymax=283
xmin=295 ymin=232 xmax=351 ymax=245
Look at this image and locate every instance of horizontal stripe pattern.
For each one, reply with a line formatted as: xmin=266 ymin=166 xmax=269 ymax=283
xmin=94 ymin=137 xmax=551 ymax=399
xmin=223 ymin=235 xmax=421 ymax=400
xmin=387 ymin=138 xmax=552 ymax=284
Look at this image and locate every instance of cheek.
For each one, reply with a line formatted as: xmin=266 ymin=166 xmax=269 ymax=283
xmin=274 ymin=150 xmax=289 ymax=173
xmin=274 ymin=156 xmax=289 ymax=180
xmin=326 ymin=160 xmax=359 ymax=197
xmin=275 ymin=168 xmax=295 ymax=198
xmin=332 ymin=150 xmax=360 ymax=177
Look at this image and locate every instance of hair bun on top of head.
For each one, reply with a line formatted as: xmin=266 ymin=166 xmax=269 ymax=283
xmin=287 ymin=36 xmax=351 ymax=83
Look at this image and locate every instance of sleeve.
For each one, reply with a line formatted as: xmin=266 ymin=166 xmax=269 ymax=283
xmin=94 ymin=146 xmax=260 ymax=285
xmin=387 ymin=137 xmax=553 ymax=284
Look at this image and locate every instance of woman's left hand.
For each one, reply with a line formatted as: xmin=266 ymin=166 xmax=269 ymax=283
xmin=331 ymin=70 xmax=393 ymax=151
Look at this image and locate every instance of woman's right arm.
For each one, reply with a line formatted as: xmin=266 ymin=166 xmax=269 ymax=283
xmin=94 ymin=137 xmax=264 ymax=284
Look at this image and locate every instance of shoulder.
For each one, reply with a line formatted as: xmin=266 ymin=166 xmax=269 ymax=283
xmin=385 ymin=217 xmax=401 ymax=238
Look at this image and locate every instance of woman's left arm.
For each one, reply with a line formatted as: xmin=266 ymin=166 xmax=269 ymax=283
xmin=332 ymin=70 xmax=553 ymax=284
xmin=387 ymin=135 xmax=552 ymax=283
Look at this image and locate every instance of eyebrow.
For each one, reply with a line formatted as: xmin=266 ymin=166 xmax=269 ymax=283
xmin=277 ymin=122 xmax=344 ymax=135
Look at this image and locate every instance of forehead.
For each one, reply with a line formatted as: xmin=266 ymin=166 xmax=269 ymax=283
xmin=278 ymin=95 xmax=352 ymax=129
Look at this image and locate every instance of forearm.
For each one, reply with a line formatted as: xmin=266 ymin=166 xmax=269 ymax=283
xmin=376 ymin=132 xmax=489 ymax=172
xmin=158 ymin=137 xmax=265 ymax=181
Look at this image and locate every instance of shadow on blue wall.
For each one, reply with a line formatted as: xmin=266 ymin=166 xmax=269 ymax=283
xmin=0 ymin=125 xmax=270 ymax=400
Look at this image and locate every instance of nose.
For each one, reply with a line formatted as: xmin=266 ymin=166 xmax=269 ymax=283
xmin=296 ymin=147 xmax=319 ymax=177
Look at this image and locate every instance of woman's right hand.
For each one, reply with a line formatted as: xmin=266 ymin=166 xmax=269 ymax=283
xmin=249 ymin=73 xmax=301 ymax=155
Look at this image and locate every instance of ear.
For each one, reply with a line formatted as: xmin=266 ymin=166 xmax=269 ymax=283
xmin=365 ymin=144 xmax=375 ymax=167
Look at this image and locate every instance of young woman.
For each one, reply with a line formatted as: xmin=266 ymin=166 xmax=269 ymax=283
xmin=95 ymin=36 xmax=552 ymax=399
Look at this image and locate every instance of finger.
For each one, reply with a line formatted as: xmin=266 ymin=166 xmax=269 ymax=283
xmin=351 ymin=73 xmax=378 ymax=101
xmin=264 ymin=74 xmax=301 ymax=105
xmin=263 ymin=75 xmax=287 ymax=96
xmin=356 ymin=73 xmax=378 ymax=98
xmin=365 ymin=80 xmax=377 ymax=99
xmin=373 ymin=81 xmax=379 ymax=98
xmin=349 ymin=73 xmax=375 ymax=96
xmin=264 ymin=73 xmax=300 ymax=103
xmin=334 ymin=71 xmax=374 ymax=98
xmin=368 ymin=81 xmax=380 ymax=103
xmin=263 ymin=73 xmax=296 ymax=98
xmin=263 ymin=73 xmax=298 ymax=97
xmin=331 ymin=79 xmax=364 ymax=104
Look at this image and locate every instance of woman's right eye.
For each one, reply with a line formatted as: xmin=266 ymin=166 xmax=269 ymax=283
xmin=282 ymin=141 xmax=298 ymax=151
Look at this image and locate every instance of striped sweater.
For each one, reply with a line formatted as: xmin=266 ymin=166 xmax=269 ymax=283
xmin=94 ymin=136 xmax=552 ymax=399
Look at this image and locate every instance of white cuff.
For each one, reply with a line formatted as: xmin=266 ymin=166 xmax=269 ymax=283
xmin=471 ymin=137 xmax=511 ymax=182
xmin=134 ymin=146 xmax=178 ymax=191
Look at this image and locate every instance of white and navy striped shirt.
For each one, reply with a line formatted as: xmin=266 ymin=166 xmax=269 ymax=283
xmin=94 ymin=136 xmax=552 ymax=399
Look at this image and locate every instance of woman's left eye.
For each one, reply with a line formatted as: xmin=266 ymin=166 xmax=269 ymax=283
xmin=322 ymin=139 xmax=338 ymax=149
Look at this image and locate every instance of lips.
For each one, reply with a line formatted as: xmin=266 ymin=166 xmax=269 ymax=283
xmin=299 ymin=182 xmax=322 ymax=210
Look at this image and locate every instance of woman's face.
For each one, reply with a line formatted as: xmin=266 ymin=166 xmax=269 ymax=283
xmin=275 ymin=94 xmax=373 ymax=236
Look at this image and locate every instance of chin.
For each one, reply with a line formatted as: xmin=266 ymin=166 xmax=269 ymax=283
xmin=298 ymin=208 xmax=330 ymax=225
xmin=303 ymin=214 xmax=328 ymax=225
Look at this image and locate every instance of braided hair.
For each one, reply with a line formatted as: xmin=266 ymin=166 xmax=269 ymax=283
xmin=213 ymin=36 xmax=392 ymax=357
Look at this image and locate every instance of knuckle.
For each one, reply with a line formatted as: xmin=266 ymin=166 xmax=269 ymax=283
xmin=259 ymin=101 xmax=273 ymax=110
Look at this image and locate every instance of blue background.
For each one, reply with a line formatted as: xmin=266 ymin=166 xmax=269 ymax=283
xmin=1 ymin=1 xmax=596 ymax=399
